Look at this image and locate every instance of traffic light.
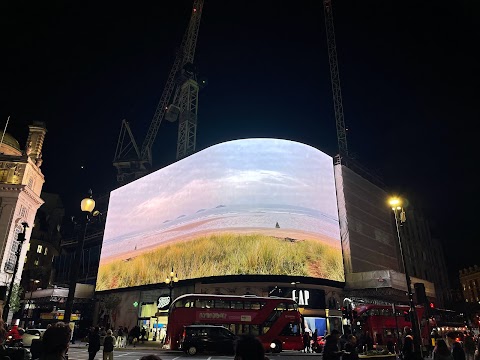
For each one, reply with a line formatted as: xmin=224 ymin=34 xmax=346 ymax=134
xmin=342 ymin=307 xmax=349 ymax=318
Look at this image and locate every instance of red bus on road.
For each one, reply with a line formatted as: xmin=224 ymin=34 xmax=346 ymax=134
xmin=165 ymin=293 xmax=304 ymax=353
xmin=351 ymin=304 xmax=466 ymax=350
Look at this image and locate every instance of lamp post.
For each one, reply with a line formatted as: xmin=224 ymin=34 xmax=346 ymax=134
xmin=3 ymin=222 xmax=29 ymax=322
xmin=64 ymin=191 xmax=96 ymax=324
xmin=388 ymin=196 xmax=422 ymax=359
xmin=165 ymin=268 xmax=179 ymax=308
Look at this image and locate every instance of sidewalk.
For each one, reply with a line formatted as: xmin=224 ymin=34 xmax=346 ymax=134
xmin=69 ymin=341 xmax=181 ymax=353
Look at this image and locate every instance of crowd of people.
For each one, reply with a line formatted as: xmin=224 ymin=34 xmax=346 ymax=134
xmin=317 ymin=326 xmax=480 ymax=360
xmin=0 ymin=318 xmax=270 ymax=360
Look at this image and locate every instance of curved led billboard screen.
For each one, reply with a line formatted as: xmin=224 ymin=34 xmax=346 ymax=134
xmin=96 ymin=138 xmax=344 ymax=291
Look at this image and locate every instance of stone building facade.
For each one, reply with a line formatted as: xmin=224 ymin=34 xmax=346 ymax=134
xmin=0 ymin=121 xmax=47 ymax=321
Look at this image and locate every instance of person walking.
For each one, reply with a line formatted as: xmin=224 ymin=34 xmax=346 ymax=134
xmin=343 ymin=335 xmax=359 ymax=360
xmin=401 ymin=327 xmax=415 ymax=360
xmin=323 ymin=329 xmax=344 ymax=360
xmin=464 ymin=332 xmax=476 ymax=360
xmin=115 ymin=327 xmax=123 ymax=348
xmin=103 ymin=329 xmax=115 ymax=360
xmin=88 ymin=327 xmax=101 ymax=360
xmin=303 ymin=331 xmax=311 ymax=353
xmin=234 ymin=334 xmax=268 ymax=360
xmin=433 ymin=339 xmax=454 ymax=360
xmin=40 ymin=322 xmax=72 ymax=360
xmin=447 ymin=332 xmax=466 ymax=360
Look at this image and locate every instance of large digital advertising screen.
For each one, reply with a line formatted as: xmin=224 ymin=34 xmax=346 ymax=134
xmin=96 ymin=138 xmax=344 ymax=291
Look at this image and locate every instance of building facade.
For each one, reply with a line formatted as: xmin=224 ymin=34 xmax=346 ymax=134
xmin=90 ymin=139 xmax=451 ymax=341
xmin=0 ymin=121 xmax=47 ymax=321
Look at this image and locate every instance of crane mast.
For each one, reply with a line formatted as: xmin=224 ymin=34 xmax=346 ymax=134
xmin=113 ymin=0 xmax=204 ymax=185
xmin=323 ymin=0 xmax=348 ymax=163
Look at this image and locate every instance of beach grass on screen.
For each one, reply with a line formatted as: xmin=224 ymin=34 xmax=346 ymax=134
xmin=96 ymin=233 xmax=344 ymax=290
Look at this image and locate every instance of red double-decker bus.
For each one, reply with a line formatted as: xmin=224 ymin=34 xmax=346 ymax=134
xmin=165 ymin=293 xmax=304 ymax=353
xmin=351 ymin=304 xmax=466 ymax=349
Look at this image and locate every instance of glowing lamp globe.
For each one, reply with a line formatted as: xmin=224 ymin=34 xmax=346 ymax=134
xmin=388 ymin=197 xmax=402 ymax=210
xmin=81 ymin=198 xmax=95 ymax=212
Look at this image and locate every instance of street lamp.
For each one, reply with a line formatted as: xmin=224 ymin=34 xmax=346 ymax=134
xmin=64 ymin=191 xmax=96 ymax=324
xmin=165 ymin=268 xmax=179 ymax=307
xmin=388 ymin=196 xmax=422 ymax=358
xmin=3 ymin=222 xmax=29 ymax=322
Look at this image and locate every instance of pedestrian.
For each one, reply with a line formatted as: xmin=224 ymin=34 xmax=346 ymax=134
xmin=0 ymin=319 xmax=7 ymax=344
xmin=121 ymin=327 xmax=128 ymax=348
xmin=234 ymin=334 xmax=268 ymax=360
xmin=141 ymin=327 xmax=147 ymax=344
xmin=446 ymin=332 xmax=466 ymax=360
xmin=402 ymin=327 xmax=415 ymax=360
xmin=343 ymin=334 xmax=359 ymax=360
xmin=88 ymin=327 xmax=101 ymax=360
xmin=464 ymin=333 xmax=476 ymax=360
xmin=40 ymin=322 xmax=71 ymax=360
xmin=312 ymin=329 xmax=319 ymax=353
xmin=303 ymin=331 xmax=311 ymax=353
xmin=433 ymin=339 xmax=454 ymax=360
xmin=323 ymin=329 xmax=344 ymax=360
xmin=103 ymin=329 xmax=115 ymax=360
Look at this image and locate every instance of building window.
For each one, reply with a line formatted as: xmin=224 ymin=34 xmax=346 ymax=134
xmin=37 ymin=245 xmax=42 ymax=254
xmin=34 ymin=259 xmax=39 ymax=266
xmin=19 ymin=205 xmax=29 ymax=218
xmin=27 ymin=177 xmax=34 ymax=189
xmin=44 ymin=247 xmax=48 ymax=256
xmin=27 ymin=243 xmax=30 ymax=251
xmin=4 ymin=225 xmax=23 ymax=272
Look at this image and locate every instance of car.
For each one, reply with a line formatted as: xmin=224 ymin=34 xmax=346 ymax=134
xmin=179 ymin=325 xmax=236 ymax=356
xmin=22 ymin=329 xmax=47 ymax=347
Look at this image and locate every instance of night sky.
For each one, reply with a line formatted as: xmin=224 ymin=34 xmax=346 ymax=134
xmin=1 ymin=1 xmax=478 ymax=276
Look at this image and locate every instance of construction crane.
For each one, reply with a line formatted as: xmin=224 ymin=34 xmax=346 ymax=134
xmin=113 ymin=0 xmax=205 ymax=185
xmin=323 ymin=0 xmax=348 ymax=164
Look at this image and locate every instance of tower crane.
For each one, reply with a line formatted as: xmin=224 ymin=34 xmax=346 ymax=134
xmin=323 ymin=0 xmax=348 ymax=164
xmin=113 ymin=0 xmax=205 ymax=185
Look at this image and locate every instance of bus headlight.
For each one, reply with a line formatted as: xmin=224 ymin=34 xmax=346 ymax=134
xmin=270 ymin=342 xmax=276 ymax=349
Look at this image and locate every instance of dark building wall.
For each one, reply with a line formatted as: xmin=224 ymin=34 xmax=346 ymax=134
xmin=334 ymin=165 xmax=400 ymax=273
xmin=398 ymin=207 xmax=450 ymax=308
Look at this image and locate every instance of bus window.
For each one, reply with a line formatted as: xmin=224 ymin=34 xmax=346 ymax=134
xmin=231 ymin=301 xmax=244 ymax=309
xmin=174 ymin=299 xmax=185 ymax=308
xmin=185 ymin=300 xmax=195 ymax=308
xmin=250 ymin=325 xmax=260 ymax=336
xmin=261 ymin=326 xmax=271 ymax=335
xmin=275 ymin=303 xmax=287 ymax=311
xmin=215 ymin=299 xmax=230 ymax=309
xmin=196 ymin=299 xmax=214 ymax=308
xmin=287 ymin=303 xmax=297 ymax=310
xmin=280 ymin=322 xmax=300 ymax=336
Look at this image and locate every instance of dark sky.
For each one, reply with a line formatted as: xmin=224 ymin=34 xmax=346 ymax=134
xmin=1 ymin=1 xmax=478 ymax=276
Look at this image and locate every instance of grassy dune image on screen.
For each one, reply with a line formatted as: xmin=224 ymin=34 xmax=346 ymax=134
xmin=96 ymin=138 xmax=344 ymax=291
